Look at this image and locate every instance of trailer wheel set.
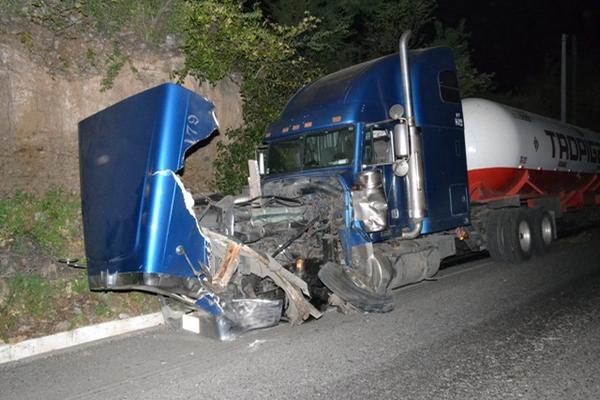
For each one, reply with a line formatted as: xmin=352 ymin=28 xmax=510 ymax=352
xmin=483 ymin=206 xmax=556 ymax=264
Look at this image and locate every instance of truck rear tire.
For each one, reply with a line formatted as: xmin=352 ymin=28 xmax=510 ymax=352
xmin=531 ymin=209 xmax=554 ymax=255
xmin=485 ymin=209 xmax=510 ymax=262
xmin=502 ymin=208 xmax=534 ymax=263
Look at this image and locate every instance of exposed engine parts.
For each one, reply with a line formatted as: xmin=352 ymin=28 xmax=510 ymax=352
xmin=192 ymin=177 xmax=346 ymax=314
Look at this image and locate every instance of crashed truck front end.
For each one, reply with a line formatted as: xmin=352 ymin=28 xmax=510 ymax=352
xmin=78 ymin=84 xmax=321 ymax=340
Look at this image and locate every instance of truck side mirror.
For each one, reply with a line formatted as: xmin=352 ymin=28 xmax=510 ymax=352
xmin=393 ymin=122 xmax=409 ymax=159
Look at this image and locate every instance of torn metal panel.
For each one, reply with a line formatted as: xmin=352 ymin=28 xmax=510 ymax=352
xmin=351 ymin=170 xmax=388 ymax=233
xmin=78 ymin=83 xmax=219 ymax=307
xmin=192 ymin=298 xmax=283 ymax=341
xmin=213 ymin=243 xmax=242 ymax=290
xmin=79 ymin=84 xmax=325 ymax=340
xmin=203 ymin=229 xmax=322 ymax=325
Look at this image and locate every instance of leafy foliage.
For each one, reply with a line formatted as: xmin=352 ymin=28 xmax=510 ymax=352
xmin=261 ymin=0 xmax=437 ymax=71
xmin=262 ymin=0 xmax=492 ymax=95
xmin=189 ymin=0 xmax=493 ymax=192
xmin=7 ymin=0 xmax=496 ymax=192
xmin=100 ymin=46 xmax=128 ymax=91
xmin=7 ymin=0 xmax=184 ymax=41
xmin=430 ymin=20 xmax=494 ymax=96
xmin=3 ymin=0 xmax=186 ymax=84
xmin=0 ymin=189 xmax=81 ymax=257
xmin=176 ymin=0 xmax=323 ymax=193
xmin=0 ymin=271 xmax=158 ymax=342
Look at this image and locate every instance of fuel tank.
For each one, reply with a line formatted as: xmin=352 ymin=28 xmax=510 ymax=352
xmin=462 ymin=98 xmax=600 ymax=207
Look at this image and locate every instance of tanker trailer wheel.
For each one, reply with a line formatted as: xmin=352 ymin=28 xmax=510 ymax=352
xmin=502 ymin=208 xmax=534 ymax=263
xmin=531 ymin=209 xmax=554 ymax=255
xmin=485 ymin=210 xmax=507 ymax=261
xmin=485 ymin=209 xmax=511 ymax=263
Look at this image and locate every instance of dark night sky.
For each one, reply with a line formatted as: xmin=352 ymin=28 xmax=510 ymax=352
xmin=437 ymin=0 xmax=600 ymax=90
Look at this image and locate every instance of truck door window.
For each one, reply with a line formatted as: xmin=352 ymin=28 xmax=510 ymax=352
xmin=363 ymin=129 xmax=393 ymax=165
xmin=438 ymin=71 xmax=460 ymax=104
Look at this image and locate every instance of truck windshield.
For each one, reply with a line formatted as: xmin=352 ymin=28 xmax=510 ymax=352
xmin=267 ymin=126 xmax=355 ymax=174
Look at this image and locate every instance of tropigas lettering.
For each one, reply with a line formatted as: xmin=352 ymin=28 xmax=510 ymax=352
xmin=544 ymin=129 xmax=600 ymax=164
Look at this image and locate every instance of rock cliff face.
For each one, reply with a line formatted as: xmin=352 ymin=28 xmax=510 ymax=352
xmin=0 ymin=34 xmax=243 ymax=196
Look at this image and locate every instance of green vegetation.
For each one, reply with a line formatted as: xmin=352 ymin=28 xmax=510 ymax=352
xmin=85 ymin=48 xmax=97 ymax=67
xmin=4 ymin=0 xmax=494 ymax=193
xmin=430 ymin=20 xmax=493 ymax=97
xmin=262 ymin=0 xmax=436 ymax=71
xmin=2 ymin=0 xmax=186 ymax=85
xmin=71 ymin=274 xmax=89 ymax=295
xmin=261 ymin=0 xmax=492 ymax=95
xmin=94 ymin=303 xmax=111 ymax=317
xmin=4 ymin=275 xmax=52 ymax=318
xmin=17 ymin=31 xmax=34 ymax=50
xmin=174 ymin=0 xmax=493 ymax=193
xmin=0 ymin=189 xmax=81 ymax=258
xmin=5 ymin=0 xmax=184 ymax=42
xmin=0 ymin=271 xmax=158 ymax=343
xmin=0 ymin=189 xmax=160 ymax=342
xmin=100 ymin=46 xmax=128 ymax=91
xmin=176 ymin=0 xmax=324 ymax=193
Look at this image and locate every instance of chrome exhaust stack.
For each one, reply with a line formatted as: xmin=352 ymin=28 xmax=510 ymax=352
xmin=398 ymin=30 xmax=427 ymax=238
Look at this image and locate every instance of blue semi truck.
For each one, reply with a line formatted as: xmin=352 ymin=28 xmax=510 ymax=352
xmin=79 ymin=32 xmax=586 ymax=339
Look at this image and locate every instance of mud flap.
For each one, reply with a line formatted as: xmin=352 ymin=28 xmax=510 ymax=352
xmin=318 ymin=262 xmax=394 ymax=313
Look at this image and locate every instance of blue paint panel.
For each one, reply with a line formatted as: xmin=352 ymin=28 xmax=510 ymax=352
xmin=449 ymin=184 xmax=469 ymax=216
xmin=338 ymin=226 xmax=370 ymax=265
xmin=410 ymin=49 xmax=470 ymax=233
xmin=267 ymin=53 xmax=404 ymax=138
xmin=78 ymin=83 xmax=218 ymax=297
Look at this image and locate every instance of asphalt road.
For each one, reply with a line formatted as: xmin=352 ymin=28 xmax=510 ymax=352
xmin=2 ymin=227 xmax=600 ymax=400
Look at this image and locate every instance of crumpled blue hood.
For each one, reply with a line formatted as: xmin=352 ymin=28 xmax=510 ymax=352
xmin=78 ymin=83 xmax=218 ymax=299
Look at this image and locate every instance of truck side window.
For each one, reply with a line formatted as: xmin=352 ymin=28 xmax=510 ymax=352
xmin=363 ymin=129 xmax=393 ymax=165
xmin=438 ymin=71 xmax=460 ymax=104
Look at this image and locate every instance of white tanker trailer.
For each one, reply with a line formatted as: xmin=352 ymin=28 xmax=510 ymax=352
xmin=463 ymin=98 xmax=600 ymax=262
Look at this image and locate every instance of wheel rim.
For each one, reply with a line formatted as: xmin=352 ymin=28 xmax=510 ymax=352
xmin=518 ymin=219 xmax=532 ymax=253
xmin=541 ymin=215 xmax=553 ymax=245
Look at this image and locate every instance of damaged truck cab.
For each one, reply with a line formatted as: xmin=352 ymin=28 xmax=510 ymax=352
xmin=256 ymin=31 xmax=469 ymax=309
xmin=79 ymin=32 xmax=469 ymax=339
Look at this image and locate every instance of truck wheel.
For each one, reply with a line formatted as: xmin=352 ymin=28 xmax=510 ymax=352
xmin=531 ymin=209 xmax=554 ymax=255
xmin=485 ymin=209 xmax=510 ymax=262
xmin=502 ymin=208 xmax=534 ymax=263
